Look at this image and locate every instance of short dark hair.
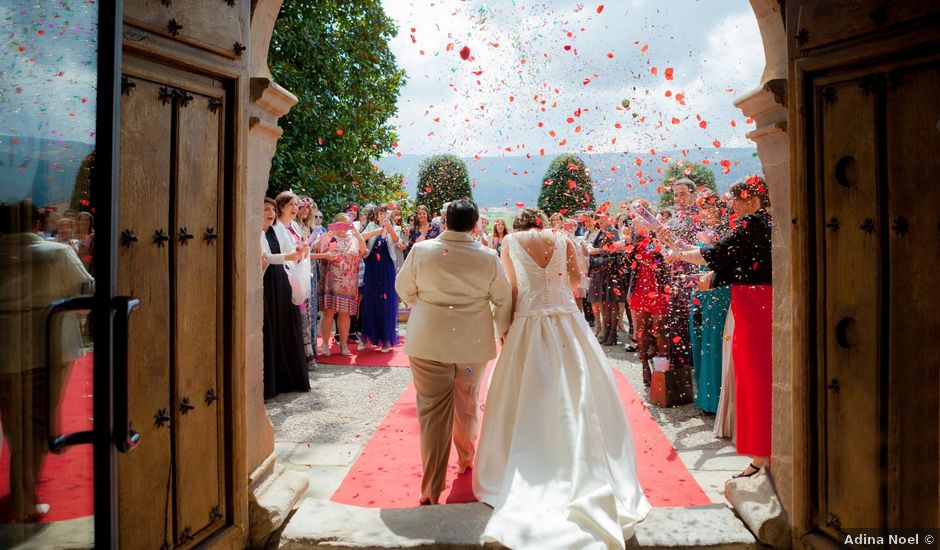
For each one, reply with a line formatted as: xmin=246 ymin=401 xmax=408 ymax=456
xmin=445 ymin=198 xmax=479 ymax=232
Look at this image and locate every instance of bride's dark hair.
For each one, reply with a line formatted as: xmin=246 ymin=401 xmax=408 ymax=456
xmin=512 ymin=208 xmax=550 ymax=231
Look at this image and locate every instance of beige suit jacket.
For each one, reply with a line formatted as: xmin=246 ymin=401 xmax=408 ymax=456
xmin=395 ymin=230 xmax=512 ymax=364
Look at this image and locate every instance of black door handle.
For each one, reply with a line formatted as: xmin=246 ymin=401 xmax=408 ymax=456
xmin=45 ymin=296 xmax=141 ymax=454
xmin=112 ymin=296 xmax=141 ymax=453
xmin=46 ymin=297 xmax=94 ymax=454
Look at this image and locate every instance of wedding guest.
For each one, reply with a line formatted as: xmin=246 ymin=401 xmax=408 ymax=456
xmin=576 ymin=210 xmax=598 ymax=327
xmin=319 ymin=213 xmax=367 ymax=356
xmin=388 ymin=201 xmax=408 ymax=270
xmin=666 ymin=178 xmax=700 ymax=371
xmin=473 ymin=217 xmax=490 ymax=247
xmin=667 ymin=176 xmax=772 ymax=477
xmin=54 ymin=217 xmax=80 ymax=253
xmin=300 ymin=198 xmax=326 ymax=349
xmin=76 ymin=211 xmax=95 ymax=274
xmin=549 ymin=212 xmax=564 ymax=230
xmin=490 ymin=217 xmax=509 ymax=253
xmin=407 ymin=205 xmax=441 ymax=255
xmin=626 ymin=201 xmax=671 ymax=385
xmin=360 ymin=206 xmax=400 ymax=352
xmin=261 ymin=197 xmax=311 ymax=398
xmin=688 ymin=191 xmax=731 ymax=413
xmin=564 ymin=218 xmax=591 ymax=312
xmin=275 ymin=191 xmax=317 ymax=370
xmin=587 ymin=212 xmax=624 ymax=346
xmin=0 ymin=201 xmax=94 ymax=522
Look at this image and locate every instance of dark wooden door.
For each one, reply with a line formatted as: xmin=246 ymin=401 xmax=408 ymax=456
xmin=118 ymin=59 xmax=228 ymax=549
xmin=815 ymin=59 xmax=940 ymax=538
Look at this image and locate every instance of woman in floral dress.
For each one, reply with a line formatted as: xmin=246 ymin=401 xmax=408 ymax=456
xmin=319 ymin=213 xmax=367 ymax=356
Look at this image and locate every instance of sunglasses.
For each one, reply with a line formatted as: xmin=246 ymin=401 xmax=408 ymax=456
xmin=313 ymin=215 xmax=323 ymax=219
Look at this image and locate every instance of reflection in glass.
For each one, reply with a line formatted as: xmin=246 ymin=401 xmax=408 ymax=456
xmin=1 ymin=1 xmax=98 ymax=547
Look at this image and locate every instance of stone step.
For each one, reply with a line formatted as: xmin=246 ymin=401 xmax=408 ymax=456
xmin=278 ymin=499 xmax=756 ymax=549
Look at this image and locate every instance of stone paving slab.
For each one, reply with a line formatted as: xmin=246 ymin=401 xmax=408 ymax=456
xmin=279 ymin=499 xmax=756 ymax=549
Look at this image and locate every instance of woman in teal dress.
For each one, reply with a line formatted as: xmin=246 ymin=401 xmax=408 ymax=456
xmin=688 ymin=193 xmax=731 ymax=413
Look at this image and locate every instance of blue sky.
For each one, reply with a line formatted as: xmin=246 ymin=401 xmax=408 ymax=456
xmin=380 ymin=0 xmax=764 ymax=157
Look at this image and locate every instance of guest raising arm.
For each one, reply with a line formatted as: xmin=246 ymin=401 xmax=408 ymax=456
xmin=667 ymin=176 xmax=772 ymax=478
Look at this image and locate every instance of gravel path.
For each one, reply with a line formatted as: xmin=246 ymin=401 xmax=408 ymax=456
xmin=266 ymin=365 xmax=413 ymax=444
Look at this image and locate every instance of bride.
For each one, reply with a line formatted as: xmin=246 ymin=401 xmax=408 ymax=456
xmin=473 ymin=208 xmax=651 ymax=549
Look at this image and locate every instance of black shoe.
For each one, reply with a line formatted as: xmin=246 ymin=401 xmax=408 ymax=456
xmin=732 ymin=463 xmax=761 ymax=478
xmin=624 ymin=343 xmax=638 ymax=352
xmin=348 ymin=333 xmax=361 ymax=344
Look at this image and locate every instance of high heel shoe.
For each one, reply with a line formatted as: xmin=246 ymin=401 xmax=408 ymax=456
xmin=732 ymin=463 xmax=761 ymax=478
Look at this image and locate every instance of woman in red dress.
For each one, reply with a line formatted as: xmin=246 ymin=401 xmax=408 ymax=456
xmin=626 ymin=201 xmax=672 ymax=386
xmin=667 ymin=176 xmax=772 ymax=478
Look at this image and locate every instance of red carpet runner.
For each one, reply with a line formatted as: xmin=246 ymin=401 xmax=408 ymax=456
xmin=332 ymin=369 xmax=711 ymax=508
xmin=0 ymin=354 xmax=94 ymax=523
xmin=316 ymin=337 xmax=411 ymax=367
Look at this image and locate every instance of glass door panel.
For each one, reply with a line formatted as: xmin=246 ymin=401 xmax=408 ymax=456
xmin=0 ymin=1 xmax=101 ymax=547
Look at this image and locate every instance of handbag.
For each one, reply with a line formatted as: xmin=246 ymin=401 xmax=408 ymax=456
xmin=649 ymin=365 xmax=694 ymax=407
xmin=285 ymin=257 xmax=312 ymax=305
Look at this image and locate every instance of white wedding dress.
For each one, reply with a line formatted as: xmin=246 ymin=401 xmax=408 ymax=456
xmin=473 ymin=232 xmax=651 ymax=549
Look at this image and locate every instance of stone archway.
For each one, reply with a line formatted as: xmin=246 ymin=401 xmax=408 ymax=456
xmin=238 ymin=0 xmax=800 ymax=547
xmin=243 ymin=1 xmax=308 ymax=547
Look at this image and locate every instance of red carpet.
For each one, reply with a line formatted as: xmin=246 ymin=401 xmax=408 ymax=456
xmin=316 ymin=337 xmax=411 ymax=367
xmin=0 ymin=353 xmax=95 ymax=523
xmin=331 ymin=368 xmax=710 ymax=508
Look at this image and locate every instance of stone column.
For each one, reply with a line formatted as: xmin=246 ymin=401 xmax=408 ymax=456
xmin=732 ymin=82 xmax=792 ymax=540
xmin=244 ymin=76 xmax=309 ymax=549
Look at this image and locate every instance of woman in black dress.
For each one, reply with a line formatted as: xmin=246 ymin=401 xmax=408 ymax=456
xmin=260 ymin=197 xmax=310 ymax=399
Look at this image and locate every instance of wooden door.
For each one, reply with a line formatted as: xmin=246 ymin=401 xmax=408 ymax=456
xmin=814 ymin=58 xmax=940 ymax=538
xmin=816 ymin=76 xmax=882 ymax=534
xmin=884 ymin=62 xmax=940 ymax=529
xmin=118 ymin=60 xmax=228 ymax=549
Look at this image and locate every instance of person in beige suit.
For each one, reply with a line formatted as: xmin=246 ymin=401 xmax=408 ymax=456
xmin=395 ymin=198 xmax=512 ymax=505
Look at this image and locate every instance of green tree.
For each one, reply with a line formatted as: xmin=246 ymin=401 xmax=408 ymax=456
xmin=268 ymin=0 xmax=406 ymax=217
xmin=537 ymin=154 xmax=596 ymax=214
xmin=415 ymin=154 xmax=473 ymax=215
xmin=658 ymin=161 xmax=717 ymax=208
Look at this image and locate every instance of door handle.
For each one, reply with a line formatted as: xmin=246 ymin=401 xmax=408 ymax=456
xmin=45 ymin=296 xmax=141 ymax=454
xmin=46 ymin=297 xmax=94 ymax=454
xmin=112 ymin=296 xmax=141 ymax=453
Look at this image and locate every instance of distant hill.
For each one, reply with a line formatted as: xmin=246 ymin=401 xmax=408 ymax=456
xmin=376 ymin=147 xmax=761 ymax=209
xmin=0 ymin=135 xmax=95 ymax=206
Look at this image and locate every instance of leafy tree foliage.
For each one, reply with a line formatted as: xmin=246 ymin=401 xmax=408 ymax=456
xmin=267 ymin=0 xmax=407 ymax=217
xmin=537 ymin=154 xmax=596 ymax=214
xmin=415 ymin=154 xmax=473 ymax=215
xmin=658 ymin=161 xmax=717 ymax=208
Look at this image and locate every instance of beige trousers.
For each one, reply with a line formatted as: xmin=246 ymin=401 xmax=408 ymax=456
xmin=409 ymin=356 xmax=486 ymax=501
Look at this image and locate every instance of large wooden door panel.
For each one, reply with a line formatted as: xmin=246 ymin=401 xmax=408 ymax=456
xmin=818 ymin=78 xmax=882 ymax=532
xmin=885 ymin=62 xmax=940 ymax=529
xmin=174 ymin=87 xmax=225 ymax=543
xmin=124 ymin=0 xmax=243 ymax=58
xmin=118 ymin=77 xmax=174 ymax=547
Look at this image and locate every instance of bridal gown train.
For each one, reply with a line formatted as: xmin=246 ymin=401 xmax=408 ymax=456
xmin=473 ymin=232 xmax=651 ymax=550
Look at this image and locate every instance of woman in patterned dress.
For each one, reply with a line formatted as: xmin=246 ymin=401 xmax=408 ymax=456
xmin=319 ymin=213 xmax=367 ymax=356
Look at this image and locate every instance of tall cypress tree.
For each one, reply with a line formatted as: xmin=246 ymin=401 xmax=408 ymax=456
xmin=415 ymin=154 xmax=473 ymax=215
xmin=537 ymin=154 xmax=596 ymax=214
